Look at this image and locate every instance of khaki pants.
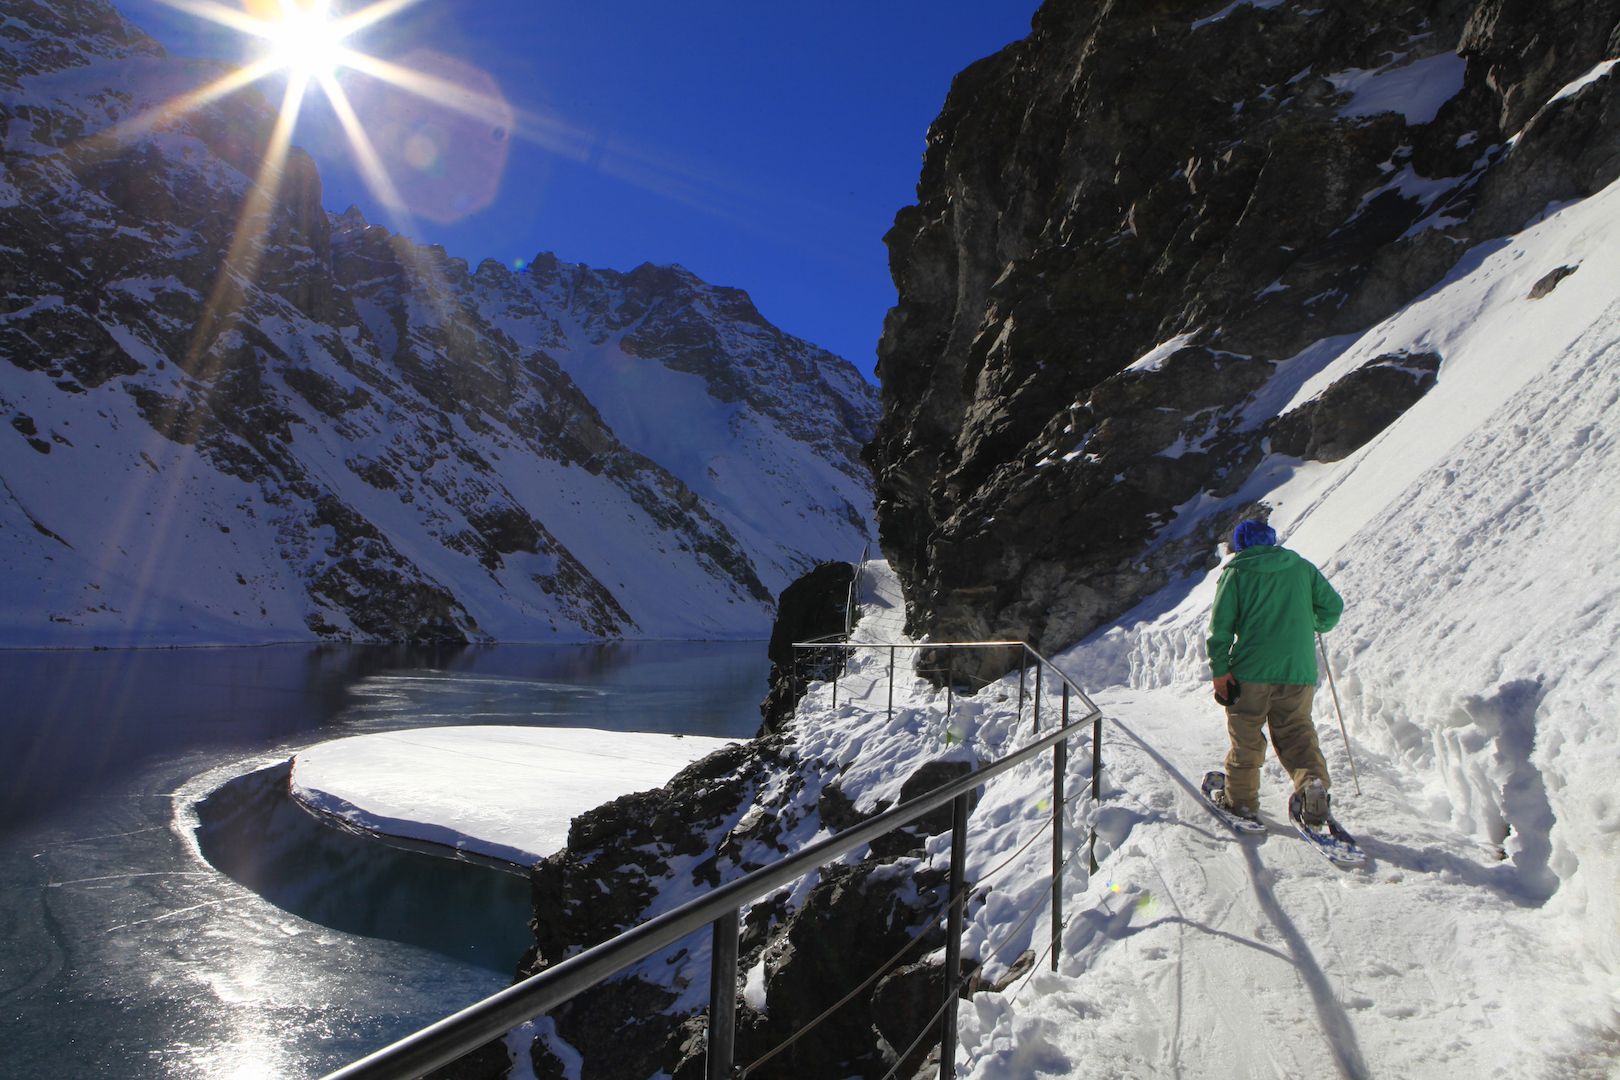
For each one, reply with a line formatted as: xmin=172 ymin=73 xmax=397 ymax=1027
xmin=1223 ymin=681 xmax=1329 ymax=811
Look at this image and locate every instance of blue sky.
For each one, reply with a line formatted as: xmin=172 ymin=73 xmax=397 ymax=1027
xmin=115 ymin=2 xmax=1043 ymax=376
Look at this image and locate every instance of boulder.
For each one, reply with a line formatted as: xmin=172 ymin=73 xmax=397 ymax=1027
xmin=1270 ymin=352 xmax=1443 ymax=462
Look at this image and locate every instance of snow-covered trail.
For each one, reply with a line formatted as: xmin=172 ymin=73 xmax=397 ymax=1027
xmin=944 ymin=678 xmax=1613 ymax=1080
xmin=792 ymin=560 xmax=1613 ymax=1079
xmin=808 ymin=655 xmax=1613 ymax=1079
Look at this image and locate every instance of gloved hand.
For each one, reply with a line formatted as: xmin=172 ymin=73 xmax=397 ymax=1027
xmin=1212 ymin=673 xmax=1240 ymax=707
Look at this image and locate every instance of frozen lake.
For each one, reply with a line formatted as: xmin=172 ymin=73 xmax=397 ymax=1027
xmin=0 ymin=642 xmax=767 ymax=1079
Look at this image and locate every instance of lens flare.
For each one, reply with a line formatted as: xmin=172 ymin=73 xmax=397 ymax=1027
xmin=261 ymin=0 xmax=350 ymax=82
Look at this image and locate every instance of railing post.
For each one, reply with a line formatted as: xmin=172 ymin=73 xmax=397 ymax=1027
xmin=1089 ymin=714 xmax=1103 ymax=874
xmin=845 ymin=574 xmax=856 ymax=639
xmin=945 ymin=654 xmax=954 ymax=737
xmin=707 ymin=909 xmax=740 ymax=1080
xmin=940 ymin=792 xmax=970 ymax=1080
xmin=1032 ymin=665 xmax=1042 ymax=734
xmin=1017 ymin=664 xmax=1027 ymax=728
xmin=1052 ymin=685 xmax=1068 ymax=972
xmin=887 ymin=645 xmax=895 ymax=722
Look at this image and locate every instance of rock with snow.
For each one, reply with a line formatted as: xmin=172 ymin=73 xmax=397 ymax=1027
xmin=1269 ymin=349 xmax=1441 ymax=462
xmin=516 ymin=734 xmax=800 ymax=1076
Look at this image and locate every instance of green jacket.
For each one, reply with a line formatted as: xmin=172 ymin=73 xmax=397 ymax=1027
xmin=1207 ymin=545 xmax=1343 ymax=684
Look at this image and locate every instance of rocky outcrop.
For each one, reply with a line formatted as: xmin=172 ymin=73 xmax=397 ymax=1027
xmin=758 ymin=561 xmax=856 ymax=735
xmin=516 ymin=739 xmax=793 ymax=1078
xmin=867 ymin=0 xmax=1620 ymax=679
xmin=1271 ymin=350 xmax=1442 ymax=462
xmin=691 ymin=860 xmax=953 ymax=1080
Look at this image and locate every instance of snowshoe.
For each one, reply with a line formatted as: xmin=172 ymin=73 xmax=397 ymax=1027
xmin=1288 ymin=787 xmax=1366 ymax=866
xmin=1201 ymin=771 xmax=1265 ymax=834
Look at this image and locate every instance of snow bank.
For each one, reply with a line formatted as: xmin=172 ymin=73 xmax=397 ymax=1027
xmin=1327 ymin=52 xmax=1467 ymax=125
xmin=785 ymin=543 xmax=1617 ymax=1076
xmin=291 ymin=727 xmax=736 ymax=864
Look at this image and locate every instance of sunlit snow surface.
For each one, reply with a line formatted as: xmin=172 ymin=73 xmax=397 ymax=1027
xmin=771 ymin=179 xmax=1620 ymax=1076
xmin=1326 ymin=52 xmax=1468 ymax=125
xmin=258 ymin=170 xmax=1618 ymax=1076
xmin=292 ymin=727 xmax=736 ymax=864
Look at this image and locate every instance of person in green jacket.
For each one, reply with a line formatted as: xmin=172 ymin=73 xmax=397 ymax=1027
xmin=1207 ymin=519 xmax=1344 ymax=825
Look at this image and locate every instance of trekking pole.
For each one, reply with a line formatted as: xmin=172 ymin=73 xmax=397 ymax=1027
xmin=1317 ymin=632 xmax=1361 ymax=795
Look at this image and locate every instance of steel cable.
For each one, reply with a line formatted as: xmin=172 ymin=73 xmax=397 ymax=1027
xmin=873 ymin=813 xmax=1102 ymax=1080
xmin=745 ymin=788 xmax=1100 ymax=1079
xmin=737 ymin=801 xmax=1065 ymax=1076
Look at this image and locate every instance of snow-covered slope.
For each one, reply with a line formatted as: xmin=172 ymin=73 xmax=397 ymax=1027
xmin=1069 ymin=157 xmax=1620 ymax=961
xmin=779 ymin=175 xmax=1620 ymax=1075
xmin=469 ymin=255 xmax=877 ymax=596
xmin=0 ymin=0 xmax=876 ymax=648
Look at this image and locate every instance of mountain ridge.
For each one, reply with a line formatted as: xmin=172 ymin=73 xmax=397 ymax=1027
xmin=0 ymin=0 xmax=877 ymax=647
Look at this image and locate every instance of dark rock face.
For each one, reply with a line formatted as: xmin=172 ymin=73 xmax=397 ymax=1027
xmin=758 ymin=561 xmax=856 ymax=735
xmin=518 ymin=737 xmax=797 ymax=1079
xmin=712 ymin=861 xmax=951 ymax=1080
xmin=866 ymin=757 xmax=977 ymax=860
xmin=867 ymin=0 xmax=1620 ymax=679
xmin=1271 ymin=351 xmax=1443 ymax=462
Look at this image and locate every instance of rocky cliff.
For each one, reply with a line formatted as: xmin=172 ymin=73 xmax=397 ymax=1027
xmin=0 ymin=0 xmax=877 ymax=646
xmin=867 ymin=0 xmax=1620 ymax=679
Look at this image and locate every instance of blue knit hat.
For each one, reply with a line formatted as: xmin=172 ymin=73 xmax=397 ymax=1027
xmin=1232 ymin=519 xmax=1277 ymax=551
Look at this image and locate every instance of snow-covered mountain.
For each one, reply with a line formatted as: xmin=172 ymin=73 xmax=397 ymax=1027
xmin=0 ymin=0 xmax=876 ymax=647
xmin=491 ymin=3 xmax=1620 ymax=1076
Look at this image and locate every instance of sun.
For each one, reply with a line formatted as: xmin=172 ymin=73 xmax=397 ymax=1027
xmin=258 ymin=0 xmax=353 ymax=83
xmin=118 ymin=0 xmax=525 ymax=273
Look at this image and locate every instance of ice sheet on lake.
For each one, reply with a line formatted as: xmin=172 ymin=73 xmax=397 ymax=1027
xmin=291 ymin=727 xmax=736 ymax=865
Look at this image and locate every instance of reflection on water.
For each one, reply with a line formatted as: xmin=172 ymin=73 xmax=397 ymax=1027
xmin=0 ymin=641 xmax=766 ymax=1079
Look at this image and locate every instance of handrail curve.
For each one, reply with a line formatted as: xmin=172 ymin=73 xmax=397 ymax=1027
xmin=323 ymin=637 xmax=1102 ymax=1080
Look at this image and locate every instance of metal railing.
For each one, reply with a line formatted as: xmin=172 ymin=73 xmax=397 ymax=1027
xmin=842 ymin=543 xmax=870 ymax=639
xmin=323 ymin=642 xmax=1105 ymax=1080
xmin=799 ymin=639 xmax=1107 ymax=879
